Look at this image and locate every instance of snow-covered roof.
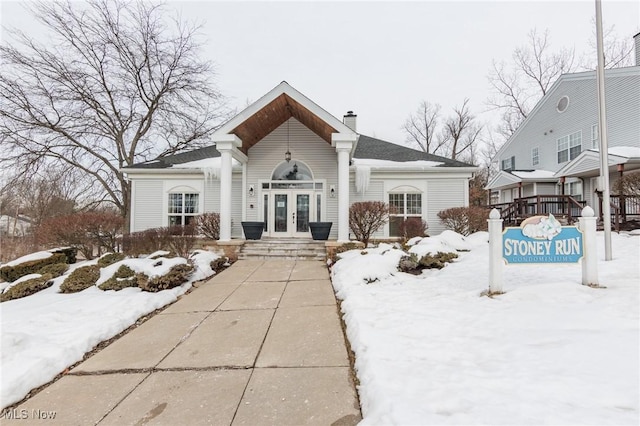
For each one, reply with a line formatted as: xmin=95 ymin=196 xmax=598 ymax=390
xmin=511 ymin=170 xmax=556 ymax=179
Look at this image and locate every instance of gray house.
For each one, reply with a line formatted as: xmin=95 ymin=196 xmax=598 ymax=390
xmin=487 ymin=33 xmax=640 ymax=220
xmin=123 ymin=82 xmax=476 ymax=241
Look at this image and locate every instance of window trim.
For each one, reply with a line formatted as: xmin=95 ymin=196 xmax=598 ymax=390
xmin=557 ymin=131 xmax=582 ymax=164
xmin=168 ymin=192 xmax=200 ymax=226
xmin=388 ymin=190 xmax=423 ymax=238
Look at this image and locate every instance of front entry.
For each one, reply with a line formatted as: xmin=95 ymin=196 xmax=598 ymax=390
xmin=271 ymin=190 xmax=312 ymax=238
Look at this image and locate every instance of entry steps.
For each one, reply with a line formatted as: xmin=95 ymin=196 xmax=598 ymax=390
xmin=238 ymin=238 xmax=327 ymax=261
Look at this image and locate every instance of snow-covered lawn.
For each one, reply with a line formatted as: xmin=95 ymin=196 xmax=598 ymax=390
xmin=332 ymin=231 xmax=639 ymax=425
xmin=0 ymin=250 xmax=219 ymax=409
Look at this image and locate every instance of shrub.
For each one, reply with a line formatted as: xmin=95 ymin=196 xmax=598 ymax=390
xmin=97 ymin=264 xmax=138 ymax=291
xmin=50 ymin=247 xmax=78 ymax=264
xmin=1 ymin=274 xmax=53 ymax=302
xmin=349 ymin=201 xmax=389 ymax=247
xmin=419 ymin=252 xmax=458 ymax=269
xmin=328 ymin=242 xmax=362 ymax=264
xmin=398 ymin=217 xmax=428 ymax=241
xmin=398 ymin=254 xmax=420 ymax=274
xmin=38 ymin=263 xmax=69 ymax=278
xmin=97 ymin=252 xmax=126 ymax=267
xmin=165 ymin=225 xmax=197 ymax=258
xmin=138 ymin=263 xmax=194 ymax=292
xmin=197 ymin=213 xmax=220 ymax=240
xmin=37 ymin=212 xmax=124 ymax=259
xmin=210 ymin=257 xmax=230 ymax=274
xmin=0 ymin=252 xmax=67 ymax=282
xmin=437 ymin=206 xmax=489 ymax=236
xmin=59 ymin=265 xmax=101 ymax=293
xmin=613 ymin=171 xmax=640 ymax=196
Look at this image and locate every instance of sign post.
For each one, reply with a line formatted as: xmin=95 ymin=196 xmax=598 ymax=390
xmin=487 ymin=207 xmax=599 ymax=293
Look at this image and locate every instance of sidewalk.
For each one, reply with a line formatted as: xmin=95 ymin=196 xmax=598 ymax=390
xmin=10 ymin=260 xmax=361 ymax=425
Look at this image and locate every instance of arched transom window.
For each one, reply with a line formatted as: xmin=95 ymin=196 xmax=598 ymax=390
xmin=271 ymin=161 xmax=313 ymax=181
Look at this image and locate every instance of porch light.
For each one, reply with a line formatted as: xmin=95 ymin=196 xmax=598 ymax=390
xmin=330 ymin=185 xmax=336 ymax=198
xmin=248 ymin=185 xmax=255 ymax=197
xmin=285 ymin=111 xmax=292 ymax=162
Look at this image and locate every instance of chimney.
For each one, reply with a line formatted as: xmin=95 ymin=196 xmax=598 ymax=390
xmin=343 ymin=111 xmax=357 ymax=132
xmin=635 ymin=32 xmax=640 ymax=66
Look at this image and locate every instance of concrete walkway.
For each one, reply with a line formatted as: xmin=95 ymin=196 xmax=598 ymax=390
xmin=11 ymin=260 xmax=361 ymax=425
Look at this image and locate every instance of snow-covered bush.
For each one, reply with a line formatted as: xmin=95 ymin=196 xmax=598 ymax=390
xmin=59 ymin=265 xmax=101 ymax=293
xmin=210 ymin=257 xmax=230 ymax=273
xmin=0 ymin=252 xmax=66 ymax=282
xmin=38 ymin=262 xmax=69 ymax=278
xmin=418 ymin=251 xmax=458 ymax=269
xmin=1 ymin=274 xmax=53 ymax=302
xmin=97 ymin=252 xmax=125 ymax=267
xmin=138 ymin=263 xmax=194 ymax=292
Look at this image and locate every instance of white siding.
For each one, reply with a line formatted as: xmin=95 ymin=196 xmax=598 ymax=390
xmin=498 ymin=70 xmax=640 ymax=174
xmin=350 ymin=180 xmax=385 ymax=238
xmin=247 ymin=118 xmax=339 ymax=239
xmin=427 ymin=178 xmax=467 ymax=235
xmin=132 ymin=180 xmax=163 ymax=232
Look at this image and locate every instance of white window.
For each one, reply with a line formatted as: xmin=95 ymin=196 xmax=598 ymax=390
xmin=389 ymin=192 xmax=422 ymax=237
xmin=557 ymin=131 xmax=581 ymax=163
xmin=501 ymin=157 xmax=513 ymax=171
xmin=168 ymin=193 xmax=199 ymax=226
xmin=563 ymin=181 xmax=583 ymax=201
xmin=591 ymin=124 xmax=599 ymax=149
xmin=532 ymin=147 xmax=539 ymax=166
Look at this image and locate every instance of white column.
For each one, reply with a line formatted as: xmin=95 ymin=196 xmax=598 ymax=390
xmin=488 ymin=208 xmax=504 ymax=294
xmin=332 ymin=133 xmax=358 ymax=243
xmin=337 ymin=147 xmax=350 ymax=242
xmin=579 ymin=206 xmax=599 ymax=286
xmin=213 ymin=134 xmax=242 ymax=242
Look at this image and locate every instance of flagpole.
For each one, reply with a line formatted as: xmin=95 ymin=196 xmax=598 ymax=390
xmin=595 ymin=0 xmax=612 ymax=260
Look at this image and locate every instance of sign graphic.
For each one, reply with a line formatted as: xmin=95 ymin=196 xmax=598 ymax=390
xmin=502 ymin=214 xmax=583 ymax=264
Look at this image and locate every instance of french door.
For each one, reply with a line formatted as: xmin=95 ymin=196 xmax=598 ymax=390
xmin=271 ymin=190 xmax=312 ymax=237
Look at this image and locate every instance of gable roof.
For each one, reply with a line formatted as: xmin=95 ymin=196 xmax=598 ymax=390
xmin=485 ymin=169 xmax=557 ymax=190
xmin=213 ymin=81 xmax=354 ymax=153
xmin=554 ymin=146 xmax=640 ymax=177
xmin=495 ymin=66 xmax=640 ymax=160
xmin=353 ymin=135 xmax=473 ymax=167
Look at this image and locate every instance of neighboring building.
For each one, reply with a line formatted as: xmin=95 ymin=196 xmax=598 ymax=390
xmin=0 ymin=215 xmax=32 ymax=237
xmin=124 ymin=82 xmax=477 ymax=241
xmin=487 ymin=33 xmax=640 ymax=218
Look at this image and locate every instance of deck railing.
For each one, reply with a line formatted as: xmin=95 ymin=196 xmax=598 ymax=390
xmin=489 ymin=195 xmax=586 ymax=225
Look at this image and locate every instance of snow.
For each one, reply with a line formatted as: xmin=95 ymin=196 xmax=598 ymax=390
xmin=332 ymin=231 xmax=639 ymax=425
xmin=0 ymin=250 xmax=220 ymax=409
xmin=352 ymin=158 xmax=444 ymax=169
xmin=608 ymin=146 xmax=640 ymax=159
xmin=511 ymin=170 xmax=556 ymax=179
xmin=2 ymin=251 xmax=53 ymax=268
xmin=169 ymin=157 xmax=241 ymax=182
xmin=355 ymin=164 xmax=371 ymax=194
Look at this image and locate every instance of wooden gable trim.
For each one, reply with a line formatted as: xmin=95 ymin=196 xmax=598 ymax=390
xmin=229 ymin=93 xmax=338 ymax=154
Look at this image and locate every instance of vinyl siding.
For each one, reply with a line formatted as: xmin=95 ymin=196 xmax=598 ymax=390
xmin=350 ymin=179 xmax=385 ymax=238
xmin=132 ymin=180 xmax=163 ymax=232
xmin=246 ymin=118 xmax=339 ymax=239
xmin=498 ymin=70 xmax=640 ymax=174
xmin=427 ymin=179 xmax=467 ymax=235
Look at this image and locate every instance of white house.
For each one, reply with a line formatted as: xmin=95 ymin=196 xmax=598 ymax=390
xmin=124 ymin=82 xmax=477 ymax=241
xmin=487 ymin=33 xmax=640 ymax=219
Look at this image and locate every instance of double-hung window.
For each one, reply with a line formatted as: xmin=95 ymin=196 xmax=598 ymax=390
xmin=168 ymin=193 xmax=199 ymax=226
xmin=557 ymin=131 xmax=582 ymax=163
xmin=591 ymin=124 xmax=599 ymax=149
xmin=532 ymin=147 xmax=539 ymax=166
xmin=389 ymin=192 xmax=422 ymax=237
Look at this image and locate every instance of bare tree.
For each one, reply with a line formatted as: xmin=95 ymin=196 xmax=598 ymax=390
xmin=403 ymin=101 xmax=446 ymax=155
xmin=441 ymin=99 xmax=483 ymax=161
xmin=584 ymin=21 xmax=635 ymax=69
xmin=0 ymin=0 xmax=230 ymax=229
xmin=487 ymin=29 xmax=577 ymax=138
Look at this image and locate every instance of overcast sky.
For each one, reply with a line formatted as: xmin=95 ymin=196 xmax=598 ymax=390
xmin=2 ymin=0 xmax=639 ymax=146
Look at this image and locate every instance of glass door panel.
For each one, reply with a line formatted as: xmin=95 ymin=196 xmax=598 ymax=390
xmin=274 ymin=194 xmax=288 ymax=233
xmin=296 ymin=194 xmax=310 ymax=233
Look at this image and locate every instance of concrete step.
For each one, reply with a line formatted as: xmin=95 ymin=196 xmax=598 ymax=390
xmin=240 ymin=239 xmax=327 ymax=260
